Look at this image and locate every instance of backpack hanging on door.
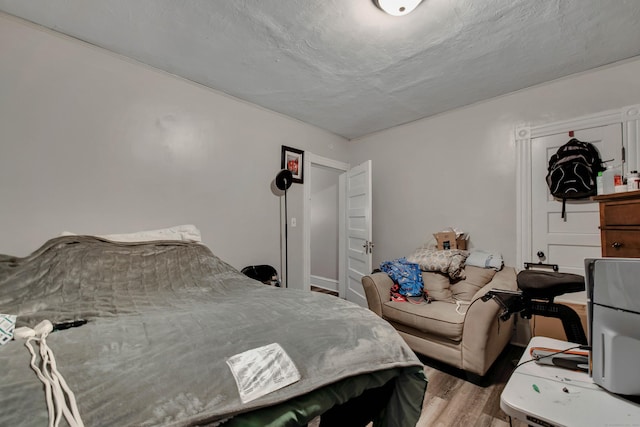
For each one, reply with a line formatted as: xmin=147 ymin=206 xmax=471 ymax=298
xmin=546 ymin=138 xmax=604 ymax=220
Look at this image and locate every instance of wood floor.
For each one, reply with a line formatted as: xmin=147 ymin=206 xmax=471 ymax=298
xmin=415 ymin=345 xmax=528 ymax=427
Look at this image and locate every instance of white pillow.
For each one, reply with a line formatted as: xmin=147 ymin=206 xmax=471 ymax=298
xmin=60 ymin=224 xmax=202 ymax=243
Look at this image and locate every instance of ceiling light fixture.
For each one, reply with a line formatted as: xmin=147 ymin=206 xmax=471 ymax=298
xmin=374 ymin=0 xmax=423 ymax=16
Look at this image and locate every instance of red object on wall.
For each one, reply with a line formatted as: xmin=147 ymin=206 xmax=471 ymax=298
xmin=288 ymin=159 xmax=298 ymax=175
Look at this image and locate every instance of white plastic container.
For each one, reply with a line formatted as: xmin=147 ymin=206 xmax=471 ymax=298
xmin=603 ymin=165 xmax=622 ymax=194
xmin=627 ymin=171 xmax=640 ymax=191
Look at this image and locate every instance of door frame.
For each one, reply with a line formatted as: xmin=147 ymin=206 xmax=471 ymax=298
xmin=516 ymin=104 xmax=640 ymax=270
xmin=303 ymin=153 xmax=350 ymax=295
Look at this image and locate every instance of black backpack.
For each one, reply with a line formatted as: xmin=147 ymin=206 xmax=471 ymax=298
xmin=546 ymin=138 xmax=604 ymax=220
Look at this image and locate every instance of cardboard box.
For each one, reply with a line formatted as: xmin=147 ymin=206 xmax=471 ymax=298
xmin=433 ymin=232 xmax=468 ymax=250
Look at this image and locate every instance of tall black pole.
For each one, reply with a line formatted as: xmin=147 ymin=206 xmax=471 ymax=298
xmin=284 ymin=188 xmax=288 ymax=288
xmin=275 ymin=169 xmax=293 ymax=289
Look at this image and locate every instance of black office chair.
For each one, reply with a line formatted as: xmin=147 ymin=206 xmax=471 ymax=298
xmin=241 ymin=265 xmax=281 ymax=287
xmin=482 ymin=265 xmax=587 ymax=345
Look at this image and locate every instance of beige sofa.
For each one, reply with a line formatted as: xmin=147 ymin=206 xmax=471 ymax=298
xmin=362 ymin=265 xmax=517 ymax=376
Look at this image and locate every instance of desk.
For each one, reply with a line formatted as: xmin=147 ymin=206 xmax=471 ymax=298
xmin=500 ymin=337 xmax=640 ymax=427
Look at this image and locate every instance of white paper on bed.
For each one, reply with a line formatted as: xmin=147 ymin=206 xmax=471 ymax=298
xmin=226 ymin=343 xmax=301 ymax=403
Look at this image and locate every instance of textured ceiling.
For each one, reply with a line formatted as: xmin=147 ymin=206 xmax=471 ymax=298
xmin=1 ymin=0 xmax=640 ymax=139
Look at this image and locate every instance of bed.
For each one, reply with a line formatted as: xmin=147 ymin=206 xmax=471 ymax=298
xmin=0 ymin=234 xmax=426 ymax=427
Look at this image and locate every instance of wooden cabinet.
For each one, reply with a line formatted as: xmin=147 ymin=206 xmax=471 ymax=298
xmin=594 ymin=191 xmax=640 ymax=257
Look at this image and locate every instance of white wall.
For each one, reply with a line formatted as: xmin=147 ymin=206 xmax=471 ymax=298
xmin=350 ymin=57 xmax=640 ymax=269
xmin=4 ymin=11 xmax=640 ymax=284
xmin=0 ymin=13 xmax=349 ymax=285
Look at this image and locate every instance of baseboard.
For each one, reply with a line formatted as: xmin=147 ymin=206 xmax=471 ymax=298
xmin=310 ymin=274 xmax=338 ymax=292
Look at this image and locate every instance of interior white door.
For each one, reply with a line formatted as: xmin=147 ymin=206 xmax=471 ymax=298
xmin=345 ymin=160 xmax=372 ymax=307
xmin=531 ymin=124 xmax=622 ymax=303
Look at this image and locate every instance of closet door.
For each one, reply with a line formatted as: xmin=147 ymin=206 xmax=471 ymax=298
xmin=530 ymin=124 xmax=622 ymax=303
xmin=517 ymin=105 xmax=640 ymax=287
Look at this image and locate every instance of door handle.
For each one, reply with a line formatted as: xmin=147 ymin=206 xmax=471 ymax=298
xmin=611 ymin=242 xmax=624 ymax=249
xmin=362 ymin=241 xmax=374 ymax=254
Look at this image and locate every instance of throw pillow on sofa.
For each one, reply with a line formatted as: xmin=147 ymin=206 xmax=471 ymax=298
xmin=421 ymin=271 xmax=455 ymax=302
xmin=406 ymin=248 xmax=469 ymax=280
xmin=450 ymin=265 xmax=497 ymax=301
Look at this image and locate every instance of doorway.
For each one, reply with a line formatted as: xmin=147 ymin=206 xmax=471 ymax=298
xmin=309 ymin=163 xmax=342 ymax=295
xmin=303 ymin=154 xmax=373 ymax=305
xmin=303 ymin=153 xmax=349 ymax=296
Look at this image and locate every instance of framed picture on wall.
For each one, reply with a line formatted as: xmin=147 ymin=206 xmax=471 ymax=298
xmin=281 ymin=145 xmax=304 ymax=184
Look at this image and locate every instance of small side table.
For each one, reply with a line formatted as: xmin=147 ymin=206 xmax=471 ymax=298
xmin=500 ymin=336 xmax=640 ymax=427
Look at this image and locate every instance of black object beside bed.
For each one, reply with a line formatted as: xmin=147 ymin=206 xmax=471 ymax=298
xmin=0 ymin=236 xmax=426 ymax=426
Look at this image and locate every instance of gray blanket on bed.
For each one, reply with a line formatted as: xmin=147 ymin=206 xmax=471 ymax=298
xmin=0 ymin=236 xmax=422 ymax=426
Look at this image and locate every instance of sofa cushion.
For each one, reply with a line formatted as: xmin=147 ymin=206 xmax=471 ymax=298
xmin=406 ymin=248 xmax=469 ymax=280
xmin=421 ymin=271 xmax=454 ymax=302
xmin=382 ymin=300 xmax=465 ymax=341
xmin=450 ymin=266 xmax=497 ymax=301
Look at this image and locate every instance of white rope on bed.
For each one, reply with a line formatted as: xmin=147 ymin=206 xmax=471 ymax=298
xmin=14 ymin=320 xmax=84 ymax=427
